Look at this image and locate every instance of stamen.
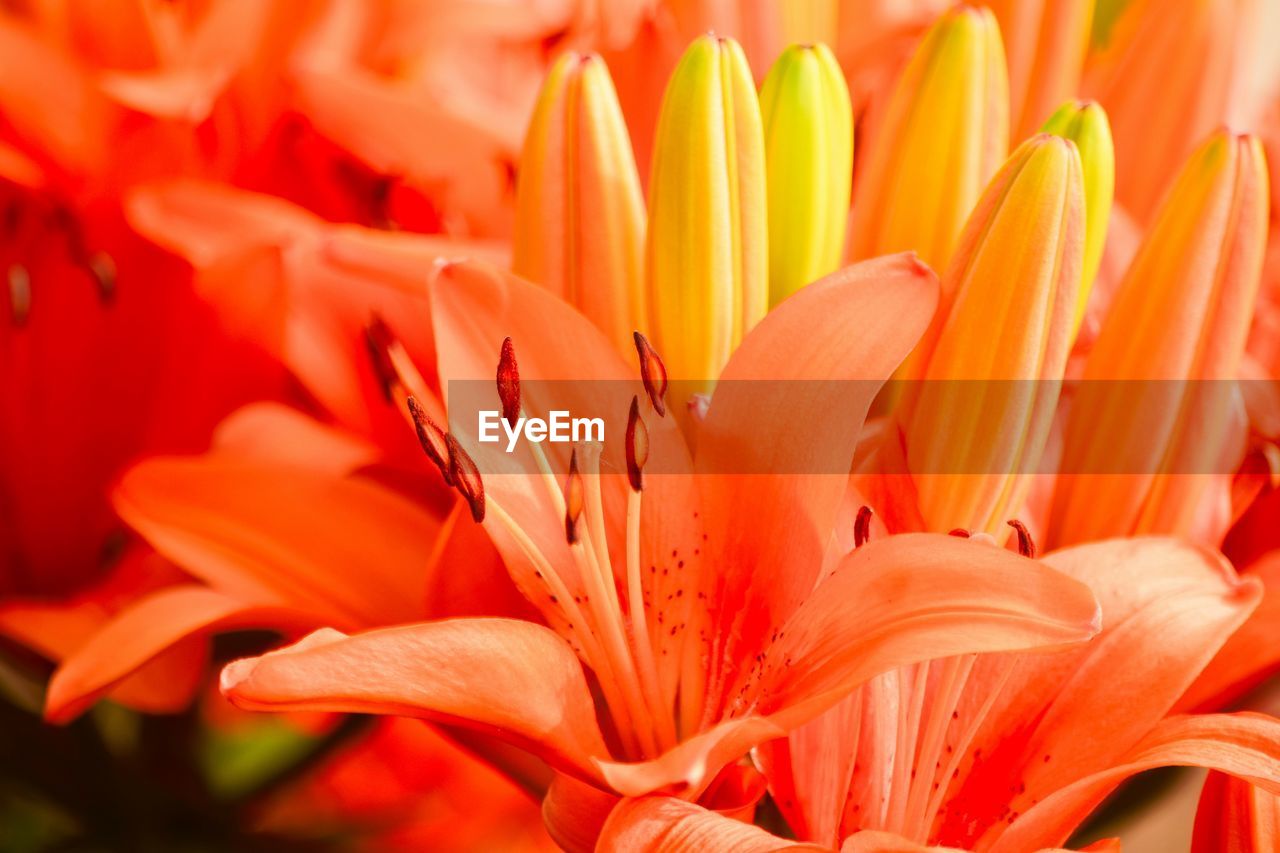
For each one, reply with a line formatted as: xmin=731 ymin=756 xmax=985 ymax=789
xmin=567 ymin=446 xmax=660 ymax=756
xmin=627 ymin=482 xmax=673 ymax=748
xmin=497 ymin=336 xmax=521 ymax=426
xmin=406 ymin=396 xmax=452 ymax=485
xmin=948 ymin=528 xmax=971 ymax=538
xmin=633 ymin=331 xmax=669 ymax=416
xmin=8 ymin=264 xmax=30 ymax=327
xmin=564 ymin=449 xmax=584 ymax=544
xmin=578 ymin=444 xmax=624 ymax=620
xmin=625 ymin=396 xmax=649 ymax=492
xmin=1007 ymin=520 xmax=1036 ymax=558
xmin=486 ymin=498 xmax=644 ymax=757
xmin=445 ymin=434 xmax=485 ymax=522
xmin=854 ymin=505 xmax=874 ymax=548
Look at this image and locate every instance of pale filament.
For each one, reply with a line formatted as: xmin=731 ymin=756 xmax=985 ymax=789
xmin=485 ymin=420 xmax=677 ymax=759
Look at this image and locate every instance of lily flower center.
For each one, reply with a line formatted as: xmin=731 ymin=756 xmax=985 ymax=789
xmin=389 ymin=325 xmax=686 ymax=760
xmin=843 ymin=519 xmax=1040 ymax=843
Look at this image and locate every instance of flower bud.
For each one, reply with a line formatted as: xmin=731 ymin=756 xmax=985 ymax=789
xmin=900 ymin=135 xmax=1085 ymax=537
xmin=645 ymin=34 xmax=767 ymax=388
xmin=1049 ymin=131 xmax=1269 ymax=547
xmin=513 ymin=52 xmax=645 ymax=354
xmin=759 ymin=42 xmax=853 ymax=305
xmin=1040 ymin=99 xmax=1115 ymax=334
xmin=847 ymin=6 xmax=1009 ymax=273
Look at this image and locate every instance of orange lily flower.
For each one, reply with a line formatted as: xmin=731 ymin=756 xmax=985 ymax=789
xmin=1 ymin=176 xmax=510 ymax=721
xmin=217 ymin=257 xmax=1101 ymax=850
xmin=0 ymin=13 xmax=292 ymax=600
xmin=599 ymin=538 xmax=1280 ymax=851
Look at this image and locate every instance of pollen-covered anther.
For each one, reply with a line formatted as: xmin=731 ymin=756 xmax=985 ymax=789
xmin=1007 ymin=519 xmax=1036 ymax=558
xmin=406 ymin=396 xmax=452 ymax=486
xmin=949 ymin=528 xmax=972 ymax=538
xmin=564 ymin=448 xmax=585 ymax=543
xmin=854 ymin=505 xmax=874 ymax=548
xmin=497 ymin=336 xmax=521 ymax=427
xmin=364 ymin=314 xmax=402 ymax=403
xmin=446 ymin=434 xmax=485 ymax=523
xmin=8 ymin=264 xmax=30 ymax=327
xmin=633 ymin=331 xmax=668 ymax=416
xmin=625 ymin=396 xmax=649 ymax=492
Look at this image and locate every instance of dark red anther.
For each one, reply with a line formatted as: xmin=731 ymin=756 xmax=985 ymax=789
xmin=406 ymin=397 xmax=452 ymax=485
xmin=633 ymin=331 xmax=668 ymax=416
xmin=948 ymin=528 xmax=971 ymax=538
xmin=625 ymin=396 xmax=649 ymax=492
xmin=446 ymin=434 xmax=486 ymax=522
xmin=365 ymin=314 xmax=400 ymax=403
xmin=564 ymin=449 xmax=584 ymax=543
xmin=854 ymin=506 xmax=874 ymax=548
xmin=497 ymin=336 xmax=521 ymax=427
xmin=1007 ymin=520 xmax=1036 ymax=558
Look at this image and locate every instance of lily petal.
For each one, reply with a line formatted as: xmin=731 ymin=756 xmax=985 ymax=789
xmin=125 ymin=180 xmax=494 ymax=442
xmin=1180 ymin=552 xmax=1280 ymax=711
xmin=597 ymin=796 xmax=826 ymax=852
xmin=542 ymin=772 xmax=620 ymax=853
xmin=45 ymin=584 xmax=314 ymax=723
xmin=697 ymin=255 xmax=939 ymax=719
xmin=598 ymin=534 xmax=1098 ymax=797
xmin=941 ymin=537 xmax=1260 ymax=847
xmin=209 ymin=402 xmax=379 ymax=473
xmin=991 ymin=712 xmax=1280 ymax=852
xmin=840 ymin=833 xmax=1114 ymax=852
xmin=220 ymin=619 xmax=611 ymax=785
xmin=756 ymin=534 xmax=1100 ymax=724
xmin=113 ymin=455 xmax=445 ymax=629
xmin=1193 ymin=770 xmax=1280 ymax=852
